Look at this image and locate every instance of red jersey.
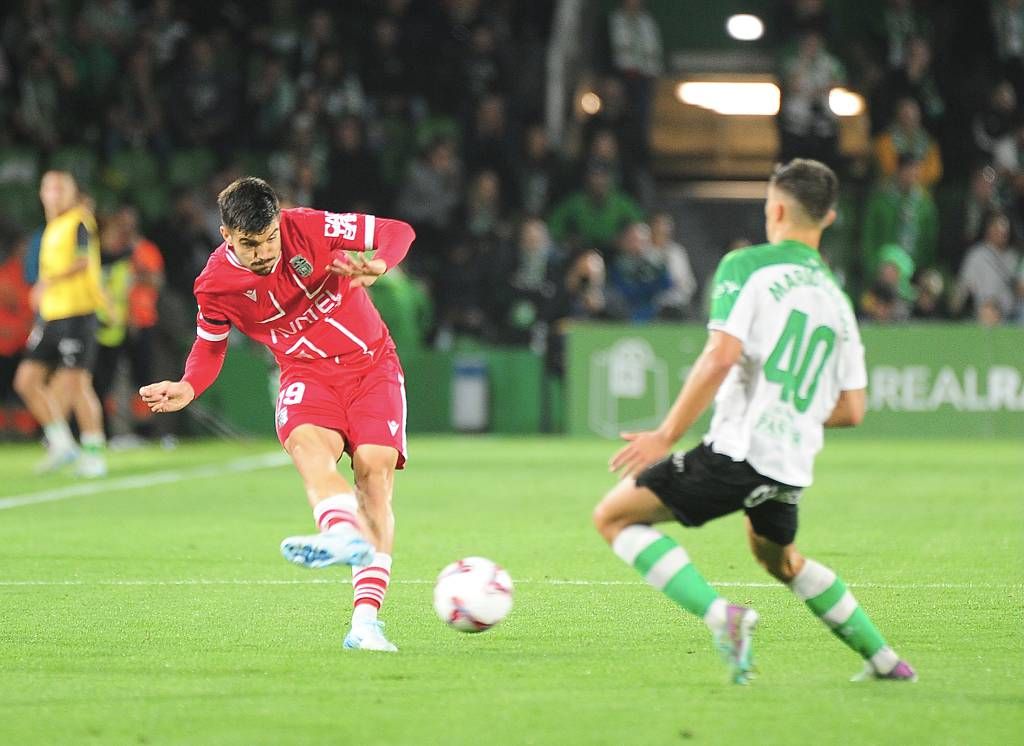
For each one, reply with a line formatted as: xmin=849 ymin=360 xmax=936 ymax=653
xmin=182 ymin=208 xmax=414 ymax=397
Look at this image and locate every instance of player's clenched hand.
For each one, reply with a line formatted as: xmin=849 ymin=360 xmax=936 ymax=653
xmin=139 ymin=380 xmax=195 ymax=413
xmin=327 ymin=256 xmax=387 ymax=288
xmin=609 ymin=430 xmax=673 ymax=477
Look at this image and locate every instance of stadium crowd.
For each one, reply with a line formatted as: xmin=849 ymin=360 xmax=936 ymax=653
xmin=0 ymin=0 xmax=1022 ymax=440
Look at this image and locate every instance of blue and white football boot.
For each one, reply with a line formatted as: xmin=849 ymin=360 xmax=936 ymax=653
xmin=280 ymin=528 xmax=374 ymax=569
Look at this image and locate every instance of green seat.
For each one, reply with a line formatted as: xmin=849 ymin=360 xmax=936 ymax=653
xmin=104 ymin=148 xmax=160 ymax=192
xmin=50 ymin=146 xmax=98 ymax=187
xmin=168 ymin=148 xmax=217 ymax=188
xmin=0 ymin=183 xmax=44 ymax=231
xmin=0 ymin=148 xmax=41 ymax=187
xmin=133 ymin=184 xmax=169 ymax=223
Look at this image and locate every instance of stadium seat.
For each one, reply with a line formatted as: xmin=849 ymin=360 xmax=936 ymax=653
xmin=0 ymin=183 xmax=44 ymax=230
xmin=50 ymin=146 xmax=99 ymax=187
xmin=104 ymin=149 xmax=160 ymax=193
xmin=168 ymin=148 xmax=218 ymax=188
xmin=133 ymin=184 xmax=170 ymax=223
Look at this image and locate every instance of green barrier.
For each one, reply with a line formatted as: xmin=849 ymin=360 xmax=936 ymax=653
xmin=566 ymin=323 xmax=1024 ymax=438
xmin=203 ymin=342 xmax=544 ymax=436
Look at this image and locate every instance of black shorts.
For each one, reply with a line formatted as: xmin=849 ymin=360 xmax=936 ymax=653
xmin=24 ymin=314 xmax=99 ymax=370
xmin=636 ymin=442 xmax=803 ymax=546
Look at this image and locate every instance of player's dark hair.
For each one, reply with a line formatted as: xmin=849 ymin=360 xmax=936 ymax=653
xmin=770 ymin=158 xmax=838 ymax=223
xmin=218 ymin=177 xmax=281 ymax=235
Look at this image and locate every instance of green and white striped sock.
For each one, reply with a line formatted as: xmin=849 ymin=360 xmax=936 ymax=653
xmin=612 ymin=525 xmax=727 ymax=628
xmin=789 ymin=558 xmax=899 ymax=673
xmin=80 ymin=431 xmax=105 ymax=456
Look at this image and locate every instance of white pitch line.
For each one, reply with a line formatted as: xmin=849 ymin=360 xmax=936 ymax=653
xmin=0 ymin=579 xmax=1018 ymax=590
xmin=0 ymin=452 xmax=292 ymax=511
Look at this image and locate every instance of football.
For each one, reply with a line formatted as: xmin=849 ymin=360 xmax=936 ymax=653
xmin=433 ymin=557 xmax=514 ymax=633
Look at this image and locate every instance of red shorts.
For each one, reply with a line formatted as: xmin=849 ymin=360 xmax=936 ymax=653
xmin=274 ymin=346 xmax=408 ymax=468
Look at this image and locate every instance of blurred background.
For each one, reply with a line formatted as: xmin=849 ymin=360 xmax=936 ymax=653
xmin=0 ymin=0 xmax=1021 ymax=444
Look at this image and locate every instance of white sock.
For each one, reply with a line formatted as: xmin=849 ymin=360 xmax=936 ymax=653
xmin=703 ymin=598 xmax=728 ymax=631
xmin=43 ymin=421 xmax=74 ymax=452
xmin=80 ymin=431 xmax=105 ymax=454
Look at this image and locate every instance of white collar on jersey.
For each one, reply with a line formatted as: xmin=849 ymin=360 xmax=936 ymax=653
xmin=224 ymin=246 xmax=282 ymax=275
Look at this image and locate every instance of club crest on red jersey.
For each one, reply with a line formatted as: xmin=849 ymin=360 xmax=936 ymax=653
xmin=290 ymin=255 xmax=313 ymax=277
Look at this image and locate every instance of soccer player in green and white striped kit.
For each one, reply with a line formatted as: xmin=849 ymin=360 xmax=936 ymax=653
xmin=593 ymin=159 xmax=916 ymax=685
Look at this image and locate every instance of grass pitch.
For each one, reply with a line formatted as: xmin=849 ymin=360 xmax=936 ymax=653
xmin=0 ymin=436 xmax=1021 ymax=745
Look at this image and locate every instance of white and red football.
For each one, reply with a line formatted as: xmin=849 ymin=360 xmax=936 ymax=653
xmin=433 ymin=556 xmax=514 ymax=633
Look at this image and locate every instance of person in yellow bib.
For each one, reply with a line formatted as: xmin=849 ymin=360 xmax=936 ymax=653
xmin=14 ymin=171 xmax=108 ymax=477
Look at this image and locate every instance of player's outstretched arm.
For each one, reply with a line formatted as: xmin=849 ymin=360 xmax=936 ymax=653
xmin=610 ymin=331 xmax=742 ymax=477
xmin=324 ymin=216 xmax=415 ymax=288
xmin=139 ymin=380 xmax=195 ymax=413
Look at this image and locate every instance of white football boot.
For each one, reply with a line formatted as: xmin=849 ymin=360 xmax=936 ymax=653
xmin=343 ymin=620 xmax=398 ymax=652
xmin=76 ymin=453 xmax=108 ymax=479
xmin=34 ymin=446 xmax=79 ymax=475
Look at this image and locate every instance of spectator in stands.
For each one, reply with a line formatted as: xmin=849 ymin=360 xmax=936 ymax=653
xmin=464 ymin=94 xmax=517 ymax=195
xmin=972 ymin=81 xmax=1018 ymax=161
xmin=515 ymin=123 xmax=563 ymax=217
xmin=584 ymin=128 xmax=625 ymax=192
xmin=875 ymin=0 xmax=931 ymax=70
xmin=993 ymin=119 xmax=1024 ymax=176
xmin=141 ymin=0 xmax=189 ymax=71
xmin=874 ymin=97 xmax=943 ymax=188
xmin=860 ymin=243 xmax=914 ymax=323
xmin=395 ymin=136 xmax=463 ymax=275
xmin=463 ymin=170 xmax=508 ymax=242
xmin=462 ymin=21 xmax=508 ymax=107
xmin=14 ymin=45 xmax=65 ymax=151
xmin=872 ymin=36 xmax=944 ymax=136
xmin=79 ymin=0 xmax=136 ymax=52
xmin=308 ymin=48 xmax=365 ymax=121
xmin=582 ymin=77 xmax=632 ymax=169
xmin=911 ymin=268 xmax=947 ymax=320
xmin=606 ymin=222 xmax=671 ymax=322
xmin=562 ymin=248 xmax=608 ymax=321
xmin=548 ymin=165 xmax=643 ymax=254
xmin=317 ymin=116 xmax=382 ymax=214
xmin=777 ymin=30 xmax=845 ymax=170
xmin=991 ymin=0 xmax=1024 ymax=100
xmin=0 ymin=227 xmax=34 ymax=439
xmin=105 ymin=45 xmax=166 ymax=157
xmin=248 ymin=55 xmax=298 ymax=147
xmin=607 ymin=0 xmax=663 ymax=167
xmin=94 ymin=205 xmax=165 ymax=436
xmin=360 ymin=15 xmax=412 ymax=99
xmin=647 ymin=212 xmax=697 ymax=319
xmin=862 ymin=153 xmax=939 ymax=273
xmin=297 ymin=9 xmax=334 ymax=81
xmin=67 ymin=11 xmax=119 ymax=106
xmin=169 ymin=36 xmax=239 ymax=148
xmin=960 ymin=165 xmax=1005 ymax=249
xmin=435 ymin=233 xmax=489 ymax=342
xmin=489 ymin=218 xmax=563 ymax=345
xmin=951 ymin=211 xmax=1022 ymax=325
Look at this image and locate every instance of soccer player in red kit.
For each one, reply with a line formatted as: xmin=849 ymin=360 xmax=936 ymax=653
xmin=140 ymin=177 xmax=415 ymax=652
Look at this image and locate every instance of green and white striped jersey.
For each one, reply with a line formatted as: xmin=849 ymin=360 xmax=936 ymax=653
xmin=705 ymin=240 xmax=866 ymax=487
